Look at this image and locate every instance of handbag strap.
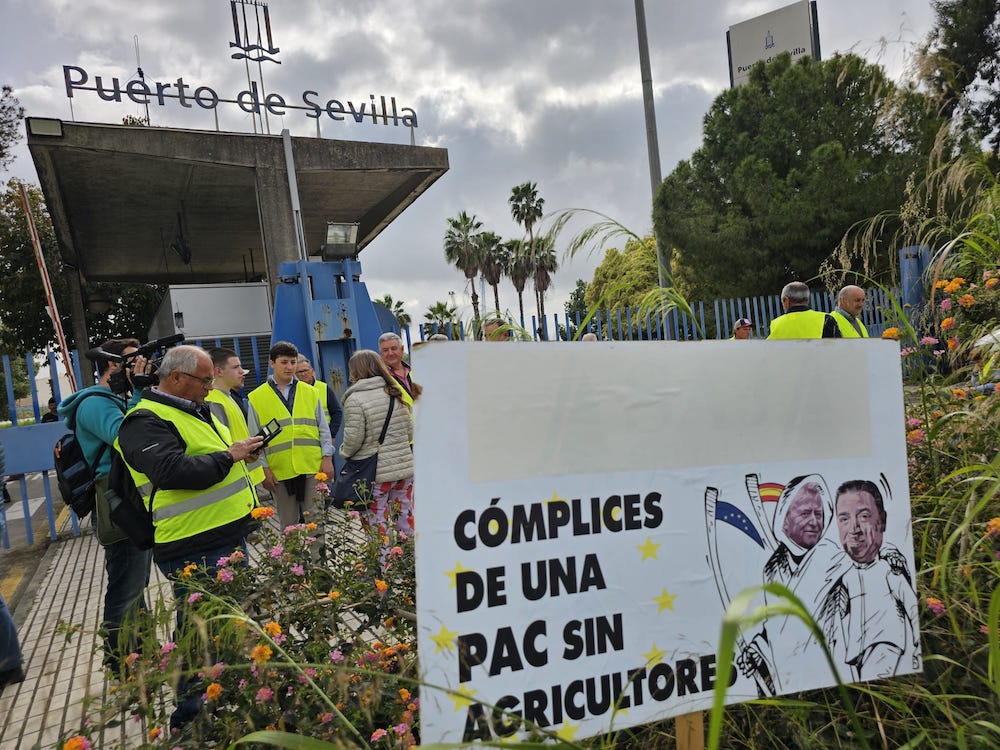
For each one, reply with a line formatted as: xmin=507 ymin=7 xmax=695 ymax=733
xmin=376 ymin=397 xmax=395 ymax=447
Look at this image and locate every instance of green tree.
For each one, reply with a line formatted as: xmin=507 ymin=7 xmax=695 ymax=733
xmin=585 ymin=236 xmax=659 ymax=311
xmin=477 ymin=231 xmax=508 ymax=315
xmin=565 ymin=279 xmax=588 ymax=322
xmin=0 ymin=179 xmax=163 ymax=353
xmin=374 ymin=293 xmax=411 ymax=328
xmin=443 ymin=211 xmax=483 ymax=338
xmin=423 ymin=300 xmax=459 ymax=339
xmin=654 ymin=53 xmax=948 ymax=301
xmin=507 ymin=240 xmax=532 ymax=326
xmin=919 ymin=0 xmax=1000 ymax=153
xmin=0 ymin=86 xmax=24 ymax=172
xmin=532 ymin=235 xmax=558 ymax=337
xmin=0 ymin=356 xmax=30 ymax=417
xmin=508 ymin=182 xmax=545 ymax=322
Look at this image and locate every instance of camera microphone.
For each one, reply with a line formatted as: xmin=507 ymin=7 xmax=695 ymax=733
xmin=134 ymin=333 xmax=185 ymax=356
xmin=85 ymin=347 xmax=123 ymax=363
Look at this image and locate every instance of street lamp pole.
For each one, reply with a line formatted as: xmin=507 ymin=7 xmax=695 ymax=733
xmin=633 ymin=0 xmax=669 ymax=297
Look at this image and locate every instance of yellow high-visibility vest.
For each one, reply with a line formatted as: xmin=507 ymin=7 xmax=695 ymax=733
xmin=205 ymin=389 xmax=266 ymax=486
xmin=117 ymin=399 xmax=257 ymax=548
xmin=832 ymin=310 xmax=869 ymax=338
xmin=248 ymin=381 xmax=322 ymax=481
xmin=768 ymin=310 xmax=831 ymax=339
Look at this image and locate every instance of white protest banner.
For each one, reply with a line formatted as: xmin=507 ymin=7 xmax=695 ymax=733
xmin=414 ymin=340 xmax=921 ymax=744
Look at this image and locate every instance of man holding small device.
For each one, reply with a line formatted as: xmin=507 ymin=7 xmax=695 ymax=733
xmin=206 ymin=348 xmax=267 ymax=493
xmin=248 ymin=341 xmax=334 ymax=537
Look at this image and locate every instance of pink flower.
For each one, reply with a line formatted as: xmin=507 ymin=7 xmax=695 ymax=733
xmin=919 ymin=336 xmax=939 ymax=345
xmin=187 ymin=592 xmax=203 ymax=605
xmin=269 ymin=545 xmax=284 ymax=558
xmin=160 ymin=642 xmax=177 ymax=655
xmin=906 ymin=418 xmax=922 ymax=428
xmin=217 ymin=568 xmax=235 ymax=583
xmin=906 ymin=429 xmax=925 ymax=445
xmin=216 ymin=557 xmax=229 ymax=568
xmin=255 ymin=687 xmax=274 ymax=703
xmin=320 ymin=712 xmax=334 ymax=724
xmin=371 ymin=728 xmax=388 ymax=742
xmin=209 ymin=662 xmax=225 ymax=679
xmin=315 ymin=482 xmax=329 ymax=493
xmin=393 ymin=723 xmax=409 ymax=735
xmin=329 ymin=649 xmax=344 ymax=664
xmin=900 ymin=347 xmax=915 ymax=357
xmin=273 ymin=633 xmax=287 ymax=645
xmin=125 ymin=652 xmax=140 ymax=667
xmin=926 ymin=597 xmax=945 ymax=616
xmin=389 ymin=546 xmax=404 ymax=559
xmin=940 ymin=298 xmax=953 ymax=311
xmin=304 ymin=536 xmax=317 ymax=546
xmin=228 ymin=550 xmax=246 ymax=564
xmin=347 ymin=510 xmax=361 ymax=521
xmin=291 ymin=564 xmax=305 ymax=577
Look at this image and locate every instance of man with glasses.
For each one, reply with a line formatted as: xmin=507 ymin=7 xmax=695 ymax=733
xmin=117 ymin=345 xmax=263 ymax=728
xmin=378 ymin=332 xmax=417 ymax=407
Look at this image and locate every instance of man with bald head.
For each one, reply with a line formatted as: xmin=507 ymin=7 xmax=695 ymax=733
xmin=832 ymin=285 xmax=869 ymax=338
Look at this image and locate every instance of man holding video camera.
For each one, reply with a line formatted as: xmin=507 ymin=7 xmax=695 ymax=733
xmin=58 ymin=337 xmax=153 ymax=673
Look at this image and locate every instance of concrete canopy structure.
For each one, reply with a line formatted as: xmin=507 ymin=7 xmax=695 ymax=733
xmin=26 ymin=119 xmax=449 ymax=286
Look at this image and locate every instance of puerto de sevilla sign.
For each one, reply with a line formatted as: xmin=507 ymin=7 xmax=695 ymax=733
xmin=727 ymin=0 xmax=820 ymax=87
xmin=59 ymin=0 xmax=416 ymax=129
xmin=61 ymin=66 xmax=418 ymax=128
xmin=414 ymin=341 xmax=922 ymax=744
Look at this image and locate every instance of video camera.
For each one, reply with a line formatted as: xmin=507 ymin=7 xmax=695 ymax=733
xmin=86 ymin=333 xmax=185 ymax=395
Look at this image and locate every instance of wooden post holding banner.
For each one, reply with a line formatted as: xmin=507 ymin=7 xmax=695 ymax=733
xmin=676 ymin=711 xmax=705 ymax=750
xmin=18 ymin=181 xmax=77 ymax=393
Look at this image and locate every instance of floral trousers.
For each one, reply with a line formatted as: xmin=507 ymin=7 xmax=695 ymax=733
xmin=366 ymin=477 xmax=415 ymax=536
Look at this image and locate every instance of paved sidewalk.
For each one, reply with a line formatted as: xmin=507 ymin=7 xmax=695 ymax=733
xmin=0 ymin=529 xmax=153 ymax=749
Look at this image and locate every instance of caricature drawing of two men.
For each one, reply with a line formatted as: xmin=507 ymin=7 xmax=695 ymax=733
xmin=732 ymin=475 xmax=921 ymax=693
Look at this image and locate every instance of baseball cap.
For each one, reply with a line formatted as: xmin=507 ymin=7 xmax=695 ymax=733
xmin=735 ymin=318 xmax=753 ymax=328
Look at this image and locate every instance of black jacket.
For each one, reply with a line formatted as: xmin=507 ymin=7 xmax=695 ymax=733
xmin=118 ymin=389 xmax=251 ymax=563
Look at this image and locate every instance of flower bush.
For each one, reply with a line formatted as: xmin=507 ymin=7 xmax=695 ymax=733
xmin=63 ymin=491 xmax=419 ymax=749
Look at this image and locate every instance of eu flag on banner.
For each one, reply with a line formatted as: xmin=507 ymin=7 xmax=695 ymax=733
xmin=715 ymin=501 xmax=764 ymax=548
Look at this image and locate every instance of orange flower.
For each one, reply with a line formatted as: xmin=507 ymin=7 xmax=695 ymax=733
xmin=934 ymin=279 xmax=949 ymax=289
xmin=148 ymin=728 xmax=162 ymax=741
xmin=179 ymin=563 xmax=198 ymax=579
xmin=399 ymin=687 xmax=411 ymax=702
xmin=986 ymin=517 xmax=1000 ymax=538
xmin=375 ymin=579 xmax=388 ymax=593
xmin=251 ymin=506 xmax=276 ymax=520
xmin=952 ymin=388 xmax=967 ymax=399
xmin=251 ymin=644 xmax=273 ymax=663
xmin=941 ymin=317 xmax=956 ymax=330
xmin=987 ymin=277 xmax=1000 ymax=289
xmin=328 ymin=590 xmax=341 ymax=599
xmin=315 ymin=471 xmax=329 ymax=481
xmin=881 ymin=327 xmax=899 ymax=340
xmin=305 ymin=522 xmax=318 ymax=531
xmin=958 ymin=293 xmax=976 ymax=308
xmin=944 ymin=277 xmax=966 ymax=294
xmin=264 ymin=621 xmax=282 ymax=637
xmin=62 ymin=737 xmax=90 ymax=750
xmin=205 ymin=682 xmax=223 ymax=701
xmin=947 ymin=337 xmax=959 ymax=351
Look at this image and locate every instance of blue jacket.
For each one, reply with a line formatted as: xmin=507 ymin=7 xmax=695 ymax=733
xmin=57 ymin=386 xmax=130 ymax=478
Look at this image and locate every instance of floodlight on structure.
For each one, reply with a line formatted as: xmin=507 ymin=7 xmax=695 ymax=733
xmin=321 ymin=221 xmax=359 ymax=261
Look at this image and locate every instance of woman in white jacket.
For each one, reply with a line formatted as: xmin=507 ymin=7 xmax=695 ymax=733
xmin=340 ymin=350 xmax=415 ymax=534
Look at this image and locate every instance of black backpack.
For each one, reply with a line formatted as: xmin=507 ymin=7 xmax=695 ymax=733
xmin=106 ymin=449 xmax=155 ymax=550
xmin=53 ymin=391 xmax=126 ymax=518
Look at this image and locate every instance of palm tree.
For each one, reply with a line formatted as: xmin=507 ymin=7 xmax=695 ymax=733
xmin=533 ymin=235 xmax=559 ymax=339
xmin=507 ymin=240 xmax=533 ymax=327
xmin=423 ymin=300 xmax=459 ymax=339
xmin=443 ymin=211 xmax=483 ymax=337
xmin=477 ymin=231 xmax=509 ymax=314
xmin=508 ymin=182 xmax=545 ymax=322
xmin=374 ymin=293 xmax=411 ymax=328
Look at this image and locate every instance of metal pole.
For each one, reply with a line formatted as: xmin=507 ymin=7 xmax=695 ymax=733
xmin=634 ymin=0 xmax=669 ymax=292
xmin=18 ymin=182 xmax=77 ymax=392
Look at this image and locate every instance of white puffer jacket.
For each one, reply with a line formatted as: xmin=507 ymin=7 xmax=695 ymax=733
xmin=340 ymin=376 xmax=414 ymax=483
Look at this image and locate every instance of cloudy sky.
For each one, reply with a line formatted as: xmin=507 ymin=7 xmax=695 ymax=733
xmin=1 ymin=0 xmax=935 ymax=334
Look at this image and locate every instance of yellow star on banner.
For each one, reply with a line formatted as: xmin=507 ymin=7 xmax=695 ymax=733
xmin=448 ymin=684 xmax=478 ymax=711
xmin=444 ymin=561 xmax=471 ymax=589
xmin=643 ymin=642 xmax=666 ymax=665
xmin=637 ymin=537 xmax=660 ymax=560
xmin=498 ymin=733 xmax=522 ymax=744
xmin=544 ymin=490 xmax=567 ymax=504
xmin=556 ymin=722 xmax=580 ymax=741
xmin=431 ymin=624 xmax=459 ymax=653
xmin=610 ymin=505 xmax=622 ymax=522
xmin=612 ymin=706 xmax=629 ymax=717
xmin=654 ymin=588 xmax=677 ymax=613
